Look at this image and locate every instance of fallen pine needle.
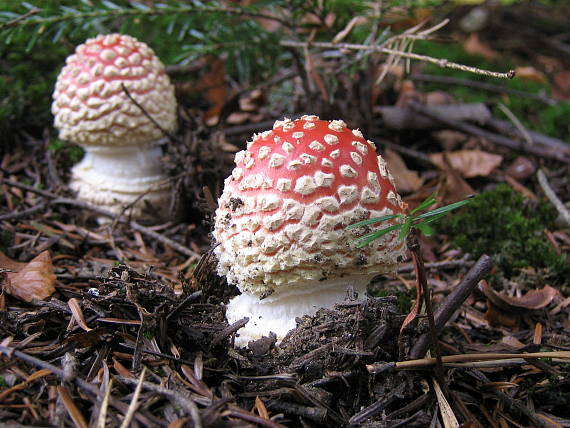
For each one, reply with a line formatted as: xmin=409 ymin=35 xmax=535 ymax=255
xmin=120 ymin=367 xmax=147 ymax=428
xmin=433 ymin=377 xmax=459 ymax=428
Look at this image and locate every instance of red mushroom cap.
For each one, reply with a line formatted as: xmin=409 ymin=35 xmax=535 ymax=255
xmin=52 ymin=33 xmax=177 ymax=147
xmin=214 ymin=116 xmax=406 ymax=296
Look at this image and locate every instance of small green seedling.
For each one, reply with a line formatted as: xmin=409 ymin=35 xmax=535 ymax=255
xmin=348 ymin=194 xmax=473 ymax=248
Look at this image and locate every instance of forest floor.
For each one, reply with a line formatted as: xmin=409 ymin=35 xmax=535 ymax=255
xmin=0 ymin=2 xmax=569 ymax=428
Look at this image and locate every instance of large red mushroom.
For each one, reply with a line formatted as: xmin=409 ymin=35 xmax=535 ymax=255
xmin=213 ymin=116 xmax=407 ymax=346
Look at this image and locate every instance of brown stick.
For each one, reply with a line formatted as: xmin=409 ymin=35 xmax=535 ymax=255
xmin=379 ymin=103 xmax=491 ymax=130
xmin=409 ymin=254 xmax=492 ymax=359
xmin=408 ymin=102 xmax=570 ymax=164
xmin=488 ymin=118 xmax=570 ymax=152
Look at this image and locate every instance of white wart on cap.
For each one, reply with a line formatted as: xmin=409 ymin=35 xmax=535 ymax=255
xmin=52 ymin=33 xmax=178 ymax=219
xmin=213 ymin=116 xmax=407 ymax=346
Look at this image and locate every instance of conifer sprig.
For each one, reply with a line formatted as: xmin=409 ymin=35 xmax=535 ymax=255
xmin=348 ymin=195 xmax=473 ymax=248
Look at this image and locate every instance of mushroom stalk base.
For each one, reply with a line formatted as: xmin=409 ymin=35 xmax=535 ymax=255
xmin=226 ymin=274 xmax=374 ymax=347
xmin=70 ymin=142 xmax=170 ymax=220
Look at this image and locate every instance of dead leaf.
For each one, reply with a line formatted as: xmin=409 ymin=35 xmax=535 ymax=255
xmin=68 ymin=298 xmax=92 ymax=332
xmin=254 ymin=396 xmax=270 ymax=419
xmin=168 ymin=418 xmax=193 ymax=428
xmin=463 ymin=33 xmax=498 ymax=60
xmin=196 ymin=55 xmax=227 ymax=124
xmin=484 ymin=303 xmax=518 ymax=328
xmin=505 ymin=156 xmax=536 ymax=180
xmin=429 ymin=150 xmax=503 ymax=178
xmin=1 ymin=251 xmax=56 ymax=302
xmin=0 ymin=252 xmax=26 ymax=272
xmin=395 ymin=80 xmax=423 ymax=107
xmin=383 ymin=148 xmax=423 ymax=194
xmin=436 ymin=156 xmax=475 ymax=205
xmin=425 ymin=91 xmax=455 ymax=105
xmin=57 ymin=386 xmax=88 ymax=428
xmin=515 ymin=66 xmax=547 ymax=85
xmin=481 ymin=281 xmax=559 ymax=313
xmin=552 ymin=70 xmax=570 ymax=102
xmin=432 ymin=130 xmax=468 ymax=151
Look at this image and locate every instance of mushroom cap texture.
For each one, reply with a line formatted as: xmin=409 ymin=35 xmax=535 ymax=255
xmin=213 ymin=116 xmax=407 ymax=297
xmin=52 ymin=33 xmax=177 ymax=147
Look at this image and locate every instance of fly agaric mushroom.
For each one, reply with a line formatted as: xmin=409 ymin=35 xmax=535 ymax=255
xmin=52 ymin=33 xmax=177 ymax=219
xmin=213 ymin=116 xmax=407 ymax=346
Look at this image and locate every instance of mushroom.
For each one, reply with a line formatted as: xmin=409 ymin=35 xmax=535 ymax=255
xmin=213 ymin=116 xmax=407 ymax=346
xmin=51 ymin=33 xmax=177 ymax=220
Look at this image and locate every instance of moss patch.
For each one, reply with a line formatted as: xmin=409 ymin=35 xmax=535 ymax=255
xmin=439 ymin=184 xmax=568 ymax=285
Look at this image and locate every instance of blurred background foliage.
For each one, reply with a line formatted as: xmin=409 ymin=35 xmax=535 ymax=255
xmin=3 ymin=0 xmax=568 ymax=140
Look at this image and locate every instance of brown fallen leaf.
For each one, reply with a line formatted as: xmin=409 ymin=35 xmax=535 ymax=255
xmin=1 ymin=251 xmax=56 ymax=302
xmin=196 ymin=55 xmax=227 ymax=124
xmin=552 ymin=70 xmax=570 ymax=102
xmin=514 ymin=66 xmax=547 ymax=85
xmin=481 ymin=281 xmax=559 ymax=313
xmin=505 ymin=156 xmax=536 ymax=181
xmin=383 ymin=148 xmax=423 ymax=194
xmin=436 ymin=154 xmax=475 ymax=205
xmin=68 ymin=298 xmax=92 ymax=332
xmin=432 ymin=130 xmax=468 ymax=151
xmin=57 ymin=386 xmax=88 ymax=428
xmin=484 ymin=303 xmax=518 ymax=329
xmin=463 ymin=33 xmax=498 ymax=60
xmin=429 ymin=150 xmax=503 ymax=178
xmin=254 ymin=396 xmax=270 ymax=419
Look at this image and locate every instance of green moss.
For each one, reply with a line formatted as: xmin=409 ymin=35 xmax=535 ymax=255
xmin=49 ymin=139 xmax=85 ymax=164
xmin=439 ymin=184 xmax=568 ymax=284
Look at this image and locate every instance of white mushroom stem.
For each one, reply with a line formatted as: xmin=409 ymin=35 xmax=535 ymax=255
xmin=226 ymin=274 xmax=375 ymax=347
xmin=70 ymin=141 xmax=170 ymax=218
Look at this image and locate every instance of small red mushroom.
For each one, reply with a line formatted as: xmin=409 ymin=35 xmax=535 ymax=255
xmin=52 ymin=33 xmax=177 ymax=220
xmin=213 ymin=115 xmax=407 ymax=346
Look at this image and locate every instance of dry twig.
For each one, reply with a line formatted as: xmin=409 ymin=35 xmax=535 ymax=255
xmin=537 ymin=169 xmax=570 ymax=227
xmin=280 ymin=40 xmax=514 ymax=79
xmin=410 ymin=254 xmax=493 ymax=359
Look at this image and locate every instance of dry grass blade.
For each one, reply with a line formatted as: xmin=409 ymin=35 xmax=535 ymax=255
xmin=432 ymin=377 xmax=459 ymax=428
xmin=120 ymin=366 xmax=147 ymax=428
xmin=57 ymin=385 xmax=88 ymax=428
xmin=496 ymin=102 xmax=533 ymax=146
xmin=369 ymin=351 xmax=570 ymax=371
xmin=96 ymin=379 xmax=113 ymax=428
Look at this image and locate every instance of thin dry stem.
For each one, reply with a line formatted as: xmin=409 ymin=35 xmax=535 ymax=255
xmin=537 ymin=169 xmax=570 ymax=227
xmin=280 ymin=40 xmax=514 ymax=80
xmin=496 ymin=102 xmax=533 ymax=146
xmin=369 ymin=351 xmax=570 ymax=371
